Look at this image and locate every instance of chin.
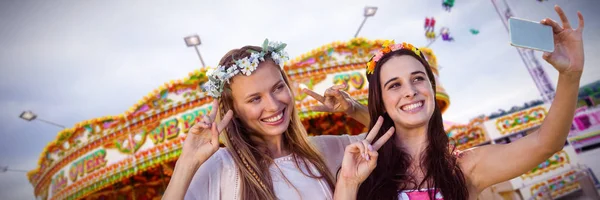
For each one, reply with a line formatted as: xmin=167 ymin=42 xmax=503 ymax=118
xmin=403 ymin=120 xmax=430 ymax=128
xmin=391 ymin=112 xmax=431 ymax=129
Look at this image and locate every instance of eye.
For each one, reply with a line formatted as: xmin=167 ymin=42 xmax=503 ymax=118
xmin=274 ymin=84 xmax=285 ymax=92
xmin=413 ymin=76 xmax=425 ymax=82
xmin=389 ymin=82 xmax=401 ymax=89
xmin=248 ymin=96 xmax=260 ymax=103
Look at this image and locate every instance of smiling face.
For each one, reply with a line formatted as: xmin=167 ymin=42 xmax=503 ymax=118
xmin=379 ymin=55 xmax=436 ymax=129
xmin=228 ymin=60 xmax=293 ymax=138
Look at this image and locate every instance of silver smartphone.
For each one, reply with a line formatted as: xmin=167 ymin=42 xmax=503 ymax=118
xmin=508 ymin=17 xmax=555 ymax=52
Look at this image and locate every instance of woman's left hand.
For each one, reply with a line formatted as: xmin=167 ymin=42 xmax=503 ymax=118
xmin=338 ymin=116 xmax=395 ymax=186
xmin=541 ymin=5 xmax=585 ymax=75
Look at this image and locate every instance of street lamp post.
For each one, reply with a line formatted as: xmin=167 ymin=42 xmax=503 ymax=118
xmin=0 ymin=166 xmax=28 ymax=173
xmin=354 ymin=6 xmax=378 ymax=38
xmin=19 ymin=110 xmax=66 ymax=129
xmin=184 ymin=34 xmax=207 ymax=68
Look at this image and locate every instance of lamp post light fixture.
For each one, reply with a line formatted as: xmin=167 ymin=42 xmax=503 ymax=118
xmin=354 ymin=6 xmax=378 ymax=38
xmin=19 ymin=111 xmax=37 ymax=121
xmin=184 ymin=34 xmax=207 ymax=68
xmin=19 ymin=110 xmax=66 ymax=129
xmin=364 ymin=6 xmax=378 ymax=17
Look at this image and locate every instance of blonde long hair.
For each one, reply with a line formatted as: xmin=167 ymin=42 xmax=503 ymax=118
xmin=215 ymin=46 xmax=335 ymax=199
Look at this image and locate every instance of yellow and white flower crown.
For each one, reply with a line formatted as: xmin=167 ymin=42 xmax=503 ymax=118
xmin=204 ymin=39 xmax=289 ymax=98
xmin=366 ymin=40 xmax=422 ymax=74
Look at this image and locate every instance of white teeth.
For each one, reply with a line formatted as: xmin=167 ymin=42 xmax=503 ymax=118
xmin=263 ymin=112 xmax=283 ymax=122
xmin=401 ymin=101 xmax=423 ymax=111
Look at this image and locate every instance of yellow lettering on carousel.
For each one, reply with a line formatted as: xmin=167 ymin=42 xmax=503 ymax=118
xmin=51 ymin=171 xmax=67 ymax=195
xmin=149 ymin=125 xmax=165 ymax=144
xmin=200 ymin=106 xmax=211 ymax=117
xmin=69 ymin=160 xmax=84 ymax=182
xmin=181 ymin=110 xmax=202 ymax=133
xmin=69 ymin=149 xmax=107 ymax=182
xmin=85 ymin=149 xmax=106 ymax=173
xmin=151 ymin=107 xmax=213 ymax=145
xmin=333 ymin=72 xmax=365 ymax=91
xmin=349 ymin=72 xmax=365 ymax=89
xmin=333 ymin=74 xmax=350 ymax=90
xmin=164 ymin=118 xmax=180 ymax=139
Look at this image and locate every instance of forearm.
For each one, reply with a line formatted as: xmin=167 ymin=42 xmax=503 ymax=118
xmin=537 ymin=72 xmax=581 ymax=152
xmin=333 ymin=179 xmax=360 ymax=200
xmin=347 ymin=100 xmax=370 ymax=127
xmin=162 ymin=158 xmax=202 ymax=200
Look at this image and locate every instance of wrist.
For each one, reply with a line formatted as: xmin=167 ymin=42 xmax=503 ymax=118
xmin=337 ymin=177 xmax=361 ymax=190
xmin=345 ymin=100 xmax=358 ymax=115
xmin=176 ymin=154 xmax=203 ymax=171
xmin=558 ymin=71 xmax=582 ymax=82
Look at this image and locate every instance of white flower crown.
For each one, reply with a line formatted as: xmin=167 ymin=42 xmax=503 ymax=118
xmin=203 ymin=39 xmax=290 ymax=98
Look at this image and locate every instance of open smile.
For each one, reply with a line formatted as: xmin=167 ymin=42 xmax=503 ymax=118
xmin=260 ymin=108 xmax=286 ymax=125
xmin=400 ymin=100 xmax=424 ymax=113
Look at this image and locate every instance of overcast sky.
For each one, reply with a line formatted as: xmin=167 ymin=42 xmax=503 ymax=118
xmin=1 ymin=0 xmax=599 ymax=199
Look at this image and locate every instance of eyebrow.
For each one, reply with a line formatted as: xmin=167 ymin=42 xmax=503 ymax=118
xmin=382 ymin=71 xmax=426 ymax=88
xmin=383 ymin=77 xmax=398 ymax=88
xmin=244 ymin=80 xmax=284 ymax=99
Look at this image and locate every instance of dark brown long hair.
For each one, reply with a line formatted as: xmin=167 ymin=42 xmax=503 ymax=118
xmin=358 ymin=49 xmax=468 ymax=200
xmin=216 ymin=46 xmax=336 ymax=200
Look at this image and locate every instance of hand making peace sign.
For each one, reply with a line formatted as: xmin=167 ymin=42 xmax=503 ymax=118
xmin=338 ymin=116 xmax=395 ymax=185
xmin=180 ymin=100 xmax=234 ymax=165
xmin=303 ymin=84 xmax=354 ymax=114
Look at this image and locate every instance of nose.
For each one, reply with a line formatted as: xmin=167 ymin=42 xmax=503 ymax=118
xmin=264 ymin=93 xmax=280 ymax=112
xmin=403 ymin=85 xmax=418 ymax=98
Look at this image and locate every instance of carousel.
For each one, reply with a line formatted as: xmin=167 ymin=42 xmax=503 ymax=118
xmin=27 ymin=37 xmax=595 ymax=200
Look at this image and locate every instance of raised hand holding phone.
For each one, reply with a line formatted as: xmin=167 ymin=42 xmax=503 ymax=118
xmin=509 ymin=5 xmax=584 ymax=75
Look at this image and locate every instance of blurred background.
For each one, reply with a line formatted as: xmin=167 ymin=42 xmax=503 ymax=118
xmin=1 ymin=0 xmax=599 ymax=199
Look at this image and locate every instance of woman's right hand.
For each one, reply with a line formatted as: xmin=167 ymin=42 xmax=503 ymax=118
xmin=338 ymin=116 xmax=395 ymax=186
xmin=180 ymin=100 xmax=234 ymax=166
xmin=303 ymin=84 xmax=353 ymax=114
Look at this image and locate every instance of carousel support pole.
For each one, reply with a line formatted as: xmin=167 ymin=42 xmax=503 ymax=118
xmin=160 ymin=165 xmax=167 ymax=194
xmin=130 ymin=177 xmax=137 ymax=200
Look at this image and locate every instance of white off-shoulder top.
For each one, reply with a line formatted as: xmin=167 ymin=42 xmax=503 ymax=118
xmin=184 ymin=134 xmax=365 ymax=200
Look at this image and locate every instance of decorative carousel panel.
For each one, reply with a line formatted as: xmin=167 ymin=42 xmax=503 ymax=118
xmin=484 ymin=104 xmax=550 ymax=140
xmin=522 ymin=169 xmax=583 ymax=200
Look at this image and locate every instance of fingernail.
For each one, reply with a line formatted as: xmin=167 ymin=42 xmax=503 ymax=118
xmin=366 ymin=154 xmax=370 ymax=161
xmin=368 ymin=144 xmax=374 ymax=151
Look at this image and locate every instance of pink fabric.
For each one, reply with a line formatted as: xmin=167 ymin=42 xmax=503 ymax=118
xmin=399 ymin=189 xmax=444 ymax=200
